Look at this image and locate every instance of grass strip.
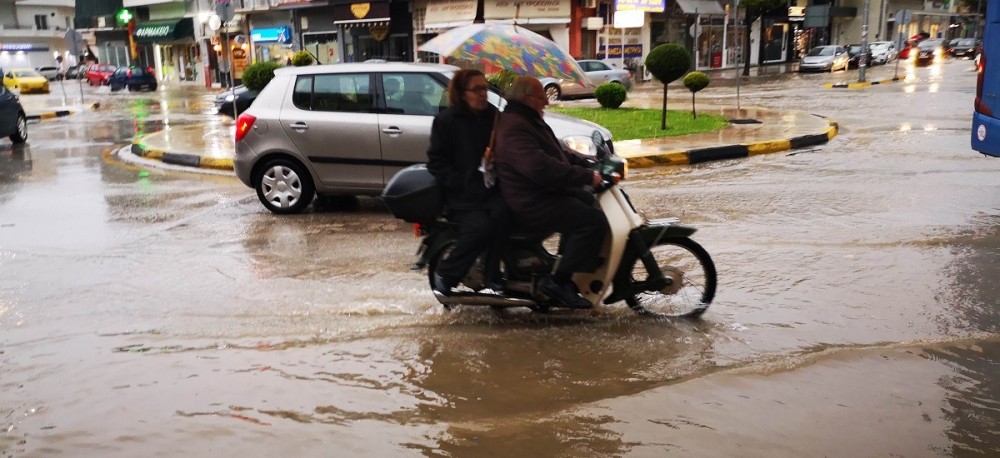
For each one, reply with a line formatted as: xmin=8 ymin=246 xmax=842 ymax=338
xmin=549 ymin=107 xmax=729 ymax=141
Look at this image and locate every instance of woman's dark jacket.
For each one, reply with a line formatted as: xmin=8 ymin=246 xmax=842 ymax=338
xmin=426 ymin=104 xmax=500 ymax=211
xmin=493 ymin=101 xmax=594 ymax=224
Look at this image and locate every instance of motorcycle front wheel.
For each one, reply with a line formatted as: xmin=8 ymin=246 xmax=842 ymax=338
xmin=625 ymin=237 xmax=717 ymax=318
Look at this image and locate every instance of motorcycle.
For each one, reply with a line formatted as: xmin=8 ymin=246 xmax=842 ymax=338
xmin=382 ymin=131 xmax=717 ymax=317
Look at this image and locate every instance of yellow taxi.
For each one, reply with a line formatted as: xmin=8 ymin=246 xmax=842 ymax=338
xmin=3 ymin=68 xmax=50 ymax=94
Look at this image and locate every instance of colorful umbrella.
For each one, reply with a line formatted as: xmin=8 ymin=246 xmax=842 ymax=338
xmin=418 ymin=23 xmax=592 ymax=85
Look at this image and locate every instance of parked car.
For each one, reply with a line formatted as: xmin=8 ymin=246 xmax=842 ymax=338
xmin=846 ymin=43 xmax=874 ymax=68
xmin=84 ymin=64 xmax=117 ymax=86
xmin=798 ymin=45 xmax=850 ymax=72
xmin=214 ymin=85 xmax=258 ymax=117
xmin=947 ymin=38 xmax=980 ymax=59
xmin=107 ymin=65 xmax=158 ymax=92
xmin=233 ymin=62 xmax=615 ymax=214
xmin=914 ymin=39 xmax=945 ymax=66
xmin=36 ymin=66 xmax=60 ymax=81
xmin=66 ymin=63 xmax=87 ymax=80
xmin=2 ymin=68 xmax=50 ymax=94
xmin=869 ymin=41 xmax=897 ymax=64
xmin=0 ymin=84 xmax=27 ymax=145
xmin=540 ymin=59 xmax=634 ymax=101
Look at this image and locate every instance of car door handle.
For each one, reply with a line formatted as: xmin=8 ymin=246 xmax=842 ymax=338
xmin=382 ymin=126 xmax=402 ymax=135
xmin=289 ymin=122 xmax=308 ymax=131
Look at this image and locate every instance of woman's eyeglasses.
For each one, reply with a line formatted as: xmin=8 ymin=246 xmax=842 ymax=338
xmin=465 ymin=85 xmax=488 ymax=93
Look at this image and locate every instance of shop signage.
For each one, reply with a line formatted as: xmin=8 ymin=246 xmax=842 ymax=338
xmin=351 ymin=3 xmax=371 ymax=18
xmin=251 ymin=26 xmax=292 ymax=43
xmin=135 ymin=25 xmax=172 ymax=39
xmin=0 ymin=43 xmax=48 ymax=52
xmin=598 ymin=44 xmax=644 ymax=58
xmin=614 ymin=0 xmax=665 ymax=13
xmin=489 ymin=0 xmax=569 ymax=19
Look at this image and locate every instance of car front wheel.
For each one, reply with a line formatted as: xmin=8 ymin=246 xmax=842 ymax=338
xmin=545 ymin=84 xmax=561 ymax=102
xmin=254 ymin=158 xmax=315 ymax=214
xmin=9 ymin=112 xmax=27 ymax=144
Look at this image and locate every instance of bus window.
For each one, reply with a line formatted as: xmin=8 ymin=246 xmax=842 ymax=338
xmin=971 ymin=0 xmax=999 ymax=157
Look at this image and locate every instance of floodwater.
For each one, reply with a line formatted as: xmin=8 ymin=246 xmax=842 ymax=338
xmin=1 ymin=61 xmax=998 ymax=457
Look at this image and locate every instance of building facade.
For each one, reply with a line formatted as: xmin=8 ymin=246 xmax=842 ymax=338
xmin=1 ymin=0 xmax=76 ymax=70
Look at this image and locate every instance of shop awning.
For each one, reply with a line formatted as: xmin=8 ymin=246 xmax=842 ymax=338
xmin=675 ymin=0 xmax=724 ymax=15
xmin=132 ymin=18 xmax=194 ymax=44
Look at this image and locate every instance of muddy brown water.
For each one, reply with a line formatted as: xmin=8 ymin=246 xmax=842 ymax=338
xmin=1 ymin=61 xmax=998 ymax=456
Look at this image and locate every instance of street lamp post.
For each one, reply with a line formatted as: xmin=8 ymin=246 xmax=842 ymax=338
xmin=858 ymin=0 xmax=871 ymax=83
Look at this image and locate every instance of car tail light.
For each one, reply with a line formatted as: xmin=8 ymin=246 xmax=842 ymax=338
xmin=975 ymin=53 xmax=992 ymax=116
xmin=413 ymin=223 xmax=422 ymax=237
xmin=147 ymin=67 xmax=154 ymax=75
xmin=127 ymin=69 xmax=132 ymax=77
xmin=235 ymin=113 xmax=256 ymax=143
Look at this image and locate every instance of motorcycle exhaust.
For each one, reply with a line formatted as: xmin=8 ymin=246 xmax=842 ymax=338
xmin=434 ymin=291 xmax=539 ymax=308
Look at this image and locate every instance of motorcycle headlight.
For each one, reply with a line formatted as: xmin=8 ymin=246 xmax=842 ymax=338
xmin=563 ymin=135 xmax=598 ymax=156
xmin=224 ymin=94 xmax=235 ymax=102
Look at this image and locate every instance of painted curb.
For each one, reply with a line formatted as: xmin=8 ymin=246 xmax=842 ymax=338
xmin=130 ymin=142 xmax=235 ymax=171
xmin=25 ymin=103 xmax=99 ymax=121
xmin=25 ymin=110 xmax=73 ymax=121
xmin=626 ymin=115 xmax=839 ymax=169
xmin=824 ymin=76 xmax=903 ymax=89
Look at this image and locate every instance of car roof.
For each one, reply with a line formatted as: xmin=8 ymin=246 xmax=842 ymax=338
xmin=274 ymin=62 xmax=458 ymax=76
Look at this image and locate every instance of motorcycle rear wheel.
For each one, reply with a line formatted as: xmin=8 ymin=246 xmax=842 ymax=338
xmin=625 ymin=237 xmax=717 ymax=318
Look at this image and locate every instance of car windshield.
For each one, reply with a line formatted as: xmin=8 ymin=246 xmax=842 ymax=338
xmin=918 ymin=40 xmax=942 ymax=49
xmin=848 ymin=45 xmax=863 ymax=53
xmin=807 ymin=46 xmax=836 ymax=57
xmin=12 ymin=70 xmax=40 ymax=77
xmin=957 ymin=38 xmax=976 ymax=46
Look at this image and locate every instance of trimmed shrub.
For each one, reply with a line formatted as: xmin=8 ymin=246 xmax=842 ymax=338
xmin=290 ymin=50 xmax=314 ymax=67
xmin=486 ymin=69 xmax=517 ymax=95
xmin=682 ymin=71 xmax=710 ymax=118
xmin=242 ymin=61 xmax=281 ymax=92
xmin=594 ymin=82 xmax=627 ymax=108
xmin=645 ymin=43 xmax=692 ymax=129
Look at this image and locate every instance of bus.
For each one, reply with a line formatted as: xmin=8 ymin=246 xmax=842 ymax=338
xmin=972 ymin=0 xmax=999 ymax=157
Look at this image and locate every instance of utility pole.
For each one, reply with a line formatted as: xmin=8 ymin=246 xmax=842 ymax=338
xmin=973 ymin=0 xmax=983 ymax=40
xmin=858 ymin=0 xmax=871 ymax=83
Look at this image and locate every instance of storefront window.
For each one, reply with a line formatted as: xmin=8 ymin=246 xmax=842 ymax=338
xmin=257 ymin=42 xmax=294 ymax=65
xmin=303 ymin=32 xmax=339 ymax=64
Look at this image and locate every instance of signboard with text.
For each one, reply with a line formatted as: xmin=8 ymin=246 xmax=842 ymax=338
xmin=614 ymin=0 xmax=664 ymax=13
xmin=599 ymin=44 xmax=644 ymax=58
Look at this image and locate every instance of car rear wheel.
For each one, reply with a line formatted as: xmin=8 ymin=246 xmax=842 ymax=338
xmin=254 ymin=158 xmax=315 ymax=214
xmin=545 ymin=84 xmax=561 ymax=102
xmin=9 ymin=113 xmax=27 ymax=144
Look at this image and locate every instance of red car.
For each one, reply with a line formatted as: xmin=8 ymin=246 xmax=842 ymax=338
xmin=84 ymin=64 xmax=117 ymax=86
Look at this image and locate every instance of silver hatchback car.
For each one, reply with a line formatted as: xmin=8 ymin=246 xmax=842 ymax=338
xmin=234 ymin=62 xmax=614 ymax=214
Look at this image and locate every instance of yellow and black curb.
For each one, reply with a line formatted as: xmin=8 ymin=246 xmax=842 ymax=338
xmin=130 ymin=142 xmax=234 ymax=171
xmin=627 ymin=115 xmax=839 ymax=168
xmin=824 ymin=76 xmax=903 ymax=89
xmin=26 ymin=110 xmax=74 ymax=121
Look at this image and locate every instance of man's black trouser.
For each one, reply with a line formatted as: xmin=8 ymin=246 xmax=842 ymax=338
xmin=436 ymin=193 xmax=510 ymax=287
xmin=529 ymin=189 xmax=609 ymax=278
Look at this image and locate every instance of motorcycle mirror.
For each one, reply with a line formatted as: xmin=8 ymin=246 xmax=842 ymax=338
xmin=591 ymin=130 xmax=608 ymax=161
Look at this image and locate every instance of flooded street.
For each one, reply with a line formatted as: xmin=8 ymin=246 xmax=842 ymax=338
xmin=1 ymin=61 xmax=998 ymax=456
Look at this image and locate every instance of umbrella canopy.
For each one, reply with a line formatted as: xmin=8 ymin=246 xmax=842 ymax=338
xmin=418 ymin=23 xmax=592 ymax=85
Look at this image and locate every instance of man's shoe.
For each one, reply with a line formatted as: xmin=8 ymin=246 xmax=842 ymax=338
xmin=537 ymin=277 xmax=592 ymax=309
xmin=433 ymin=274 xmax=454 ymax=297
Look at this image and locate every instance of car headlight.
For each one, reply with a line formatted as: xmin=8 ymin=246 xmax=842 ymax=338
xmin=563 ymin=135 xmax=598 ymax=156
xmin=224 ymin=94 xmax=235 ymax=102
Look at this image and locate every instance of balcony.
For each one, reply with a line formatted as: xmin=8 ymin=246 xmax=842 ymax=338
xmin=0 ymin=24 xmax=68 ymax=39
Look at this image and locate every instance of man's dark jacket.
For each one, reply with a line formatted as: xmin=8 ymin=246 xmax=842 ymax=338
xmin=426 ymin=105 xmax=499 ymax=211
xmin=494 ymin=101 xmax=594 ymax=224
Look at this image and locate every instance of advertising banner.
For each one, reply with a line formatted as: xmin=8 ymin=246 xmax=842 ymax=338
xmin=614 ymin=0 xmax=664 ymax=13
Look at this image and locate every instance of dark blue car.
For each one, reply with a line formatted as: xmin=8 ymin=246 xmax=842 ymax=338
xmin=107 ymin=65 xmax=158 ymax=92
xmin=0 ymin=84 xmax=27 ymax=145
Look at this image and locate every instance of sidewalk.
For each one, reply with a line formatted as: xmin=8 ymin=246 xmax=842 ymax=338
xmin=129 ymin=105 xmax=837 ymax=171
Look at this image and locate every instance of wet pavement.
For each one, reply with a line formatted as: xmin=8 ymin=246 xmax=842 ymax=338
xmin=1 ymin=58 xmax=998 ymax=456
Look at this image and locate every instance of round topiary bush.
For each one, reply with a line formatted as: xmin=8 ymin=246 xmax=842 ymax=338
xmin=683 ymin=71 xmax=710 ymax=92
xmin=594 ymin=82 xmax=627 ymax=108
xmin=290 ymin=50 xmax=314 ymax=67
xmin=241 ymin=61 xmax=281 ymax=92
xmin=645 ymin=43 xmax=691 ymax=86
